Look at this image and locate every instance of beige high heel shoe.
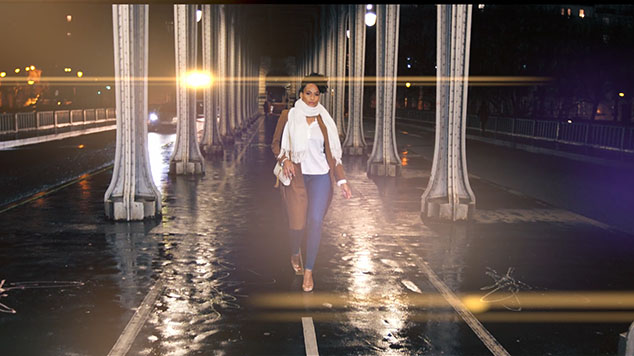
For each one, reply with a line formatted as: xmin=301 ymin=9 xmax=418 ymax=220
xmin=302 ymin=269 xmax=313 ymax=292
xmin=291 ymin=250 xmax=304 ymax=276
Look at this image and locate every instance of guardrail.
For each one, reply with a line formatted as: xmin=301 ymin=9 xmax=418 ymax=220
xmin=396 ymin=109 xmax=634 ymax=153
xmin=0 ymin=108 xmax=116 ymax=137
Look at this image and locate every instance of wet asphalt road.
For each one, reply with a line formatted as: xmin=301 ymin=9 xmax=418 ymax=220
xmin=1 ymin=115 xmax=634 ymax=355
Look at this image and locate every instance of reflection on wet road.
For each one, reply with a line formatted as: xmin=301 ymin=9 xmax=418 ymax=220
xmin=2 ymin=116 xmax=634 ymax=355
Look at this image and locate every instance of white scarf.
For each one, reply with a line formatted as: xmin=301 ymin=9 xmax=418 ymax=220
xmin=279 ymin=98 xmax=343 ymax=166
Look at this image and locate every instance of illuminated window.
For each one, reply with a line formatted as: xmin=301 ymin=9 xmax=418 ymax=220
xmin=579 ymin=9 xmax=585 ymax=18
xmin=567 ymin=8 xmax=571 ymax=16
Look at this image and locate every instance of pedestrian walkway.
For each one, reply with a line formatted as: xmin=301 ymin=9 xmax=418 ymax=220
xmin=1 ymin=115 xmax=633 ymax=355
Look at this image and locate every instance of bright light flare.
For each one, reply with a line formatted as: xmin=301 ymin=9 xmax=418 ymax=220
xmin=183 ymin=71 xmax=212 ymax=88
xmin=0 ymin=72 xmax=6 ymax=78
xmin=77 ymin=71 xmax=83 ymax=78
xmin=149 ymin=113 xmax=158 ymax=122
xmin=365 ymin=11 xmax=376 ymax=27
xmin=14 ymin=68 xmax=20 ymax=73
xmin=619 ymin=92 xmax=625 ymax=97
xmin=405 ymin=82 xmax=411 ymax=88
xmin=27 ymin=80 xmax=35 ymax=85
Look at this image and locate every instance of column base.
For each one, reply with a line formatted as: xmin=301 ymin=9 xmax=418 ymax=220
xmin=421 ymin=197 xmax=475 ymax=222
xmin=200 ymin=144 xmax=223 ymax=157
xmin=343 ymin=146 xmax=366 ymax=156
xmin=105 ymin=197 xmax=160 ymax=221
xmin=368 ymin=162 xmax=401 ymax=177
xmin=169 ymin=160 xmax=204 ymax=175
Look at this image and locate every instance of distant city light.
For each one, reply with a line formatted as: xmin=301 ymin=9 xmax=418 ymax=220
xmin=64 ymin=67 xmax=72 ymax=72
xmin=196 ymin=9 xmax=202 ymax=23
xmin=77 ymin=144 xmax=85 ymax=149
xmin=14 ymin=68 xmax=20 ymax=73
xmin=66 ymin=32 xmax=71 ymax=37
xmin=57 ymin=101 xmax=61 ymax=106
xmin=27 ymin=80 xmax=35 ymax=85
xmin=77 ymin=71 xmax=83 ymax=78
xmin=106 ymin=85 xmax=111 ymax=90
xmin=567 ymin=119 xmax=573 ymax=124
xmin=30 ymin=65 xmax=35 ymax=70
xmin=619 ymin=92 xmax=625 ymax=97
xmin=97 ymin=90 xmax=101 ymax=95
xmin=405 ymin=82 xmax=411 ymax=88
xmin=66 ymin=15 xmax=72 ymax=22
xmin=365 ymin=11 xmax=376 ymax=27
xmin=0 ymin=72 xmax=5 ymax=78
xmin=478 ymin=4 xmax=485 ymax=9
xmin=407 ymin=64 xmax=411 ymax=69
xmin=25 ymin=66 xmax=30 ymax=71
xmin=183 ymin=71 xmax=212 ymax=88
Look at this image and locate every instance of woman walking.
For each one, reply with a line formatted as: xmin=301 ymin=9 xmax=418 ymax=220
xmin=271 ymin=73 xmax=352 ymax=292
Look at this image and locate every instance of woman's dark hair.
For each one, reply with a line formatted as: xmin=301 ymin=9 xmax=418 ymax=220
xmin=299 ymin=73 xmax=328 ymax=96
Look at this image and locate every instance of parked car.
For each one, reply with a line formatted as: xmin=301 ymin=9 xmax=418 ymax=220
xmin=148 ymin=102 xmax=177 ymax=132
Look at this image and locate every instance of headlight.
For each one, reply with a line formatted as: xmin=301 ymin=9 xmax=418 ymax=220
xmin=149 ymin=112 xmax=158 ymax=122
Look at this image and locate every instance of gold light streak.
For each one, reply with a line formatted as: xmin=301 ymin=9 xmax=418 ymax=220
xmin=250 ymin=291 xmax=634 ymax=311
xmin=0 ymin=75 xmax=552 ymax=87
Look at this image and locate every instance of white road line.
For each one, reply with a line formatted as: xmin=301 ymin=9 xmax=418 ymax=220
xmin=107 ymin=278 xmax=165 ymax=356
xmin=302 ymin=317 xmax=320 ymax=356
xmin=107 ymin=116 xmax=264 ymax=356
xmin=395 ymin=240 xmax=511 ymax=356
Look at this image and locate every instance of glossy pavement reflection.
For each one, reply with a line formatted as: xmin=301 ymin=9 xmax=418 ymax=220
xmin=1 ymin=115 xmax=634 ymax=355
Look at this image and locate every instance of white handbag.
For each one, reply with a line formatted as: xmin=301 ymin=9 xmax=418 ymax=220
xmin=274 ymin=130 xmax=292 ymax=188
xmin=274 ymin=160 xmax=291 ymax=187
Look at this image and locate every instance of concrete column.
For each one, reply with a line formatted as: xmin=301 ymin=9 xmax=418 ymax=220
xmin=216 ymin=4 xmax=229 ymax=144
xmin=226 ymin=9 xmax=236 ymax=144
xmin=234 ymin=32 xmax=243 ymax=137
xmin=343 ymin=4 xmax=367 ymax=155
xmin=368 ymin=4 xmax=401 ymax=177
xmin=169 ymin=4 xmax=204 ymax=175
xmin=334 ymin=4 xmax=348 ymax=136
xmin=421 ymin=4 xmax=476 ymax=221
xmin=200 ymin=5 xmax=222 ymax=156
xmin=105 ymin=4 xmax=161 ymax=221
xmin=324 ymin=7 xmax=336 ymax=113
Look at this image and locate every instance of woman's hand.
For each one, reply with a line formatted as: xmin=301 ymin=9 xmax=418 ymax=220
xmin=340 ymin=182 xmax=352 ymax=199
xmin=282 ymin=159 xmax=295 ymax=179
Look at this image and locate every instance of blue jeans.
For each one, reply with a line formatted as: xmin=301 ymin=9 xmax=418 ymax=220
xmin=289 ymin=173 xmax=332 ymax=270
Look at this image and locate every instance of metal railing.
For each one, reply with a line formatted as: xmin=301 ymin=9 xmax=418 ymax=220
xmin=396 ymin=109 xmax=634 ymax=153
xmin=0 ymin=108 xmax=116 ymax=137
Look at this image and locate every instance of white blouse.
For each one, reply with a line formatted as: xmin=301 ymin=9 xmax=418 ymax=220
xmin=301 ymin=120 xmax=331 ymax=175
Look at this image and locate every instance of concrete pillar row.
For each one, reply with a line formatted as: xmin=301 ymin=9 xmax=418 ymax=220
xmin=368 ymin=4 xmax=401 ymax=177
xmin=105 ymin=4 xmax=161 ymax=221
xmin=216 ymin=4 xmax=229 ymax=144
xmin=169 ymin=4 xmax=204 ymax=175
xmin=200 ymin=4 xmax=223 ymax=156
xmin=234 ymin=28 xmax=244 ymax=138
xmin=343 ymin=4 xmax=367 ymax=155
xmin=421 ymin=4 xmax=476 ymax=221
xmin=334 ymin=4 xmax=348 ymax=136
xmin=225 ymin=8 xmax=236 ymax=144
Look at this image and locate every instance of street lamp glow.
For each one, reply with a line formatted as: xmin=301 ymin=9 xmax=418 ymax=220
xmin=25 ymin=66 xmax=30 ymax=71
xmin=0 ymin=72 xmax=6 ymax=78
xmin=106 ymin=85 xmax=111 ymax=90
xmin=619 ymin=92 xmax=625 ymax=97
xmin=30 ymin=65 xmax=35 ymax=70
xmin=183 ymin=71 xmax=212 ymax=88
xmin=196 ymin=9 xmax=202 ymax=23
xmin=365 ymin=11 xmax=376 ymax=26
xmin=14 ymin=68 xmax=20 ymax=73
xmin=405 ymin=82 xmax=411 ymax=88
xmin=77 ymin=71 xmax=83 ymax=78
xmin=64 ymin=67 xmax=72 ymax=72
